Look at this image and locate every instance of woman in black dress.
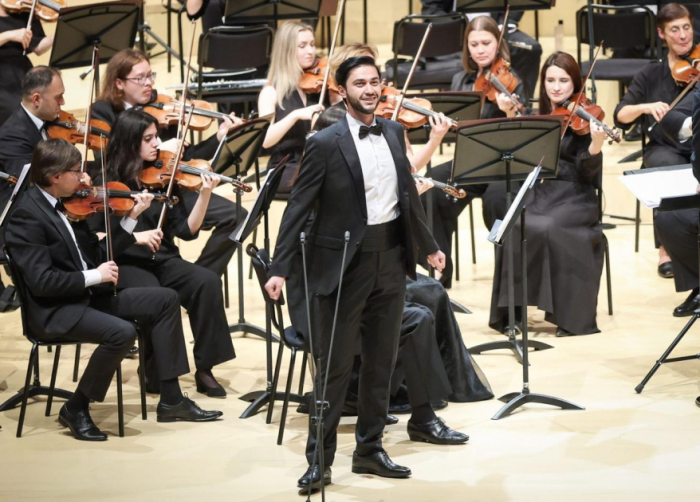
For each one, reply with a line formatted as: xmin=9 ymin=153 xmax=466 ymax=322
xmin=257 ymin=21 xmax=324 ymax=195
xmin=423 ymin=15 xmax=526 ymax=288
xmin=489 ymin=52 xmax=606 ymax=336
xmin=0 ymin=5 xmax=52 ymax=125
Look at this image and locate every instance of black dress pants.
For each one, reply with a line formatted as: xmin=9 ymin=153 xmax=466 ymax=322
xmin=656 ymin=208 xmax=700 ymax=292
xmin=61 ymin=287 xmax=190 ymax=402
xmin=181 ymin=190 xmax=246 ymax=278
xmin=306 ymin=245 xmax=406 ymax=467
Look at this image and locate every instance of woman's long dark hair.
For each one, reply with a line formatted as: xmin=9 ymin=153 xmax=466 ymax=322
xmin=538 ymin=52 xmax=583 ymax=116
xmin=107 ymin=109 xmax=159 ymax=183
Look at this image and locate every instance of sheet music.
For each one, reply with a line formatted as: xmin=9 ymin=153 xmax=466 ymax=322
xmin=619 ymin=167 xmax=699 ymax=209
xmin=0 ymin=163 xmax=31 ymax=228
xmin=493 ymin=164 xmax=542 ymax=244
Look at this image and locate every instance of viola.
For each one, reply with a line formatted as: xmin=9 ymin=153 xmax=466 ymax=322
xmin=60 ymin=182 xmax=173 ymax=221
xmin=473 ymin=58 xmax=524 ymax=113
xmin=0 ymin=0 xmax=66 ymax=22
xmin=552 ymin=93 xmax=621 ymax=143
xmin=142 ymin=94 xmax=234 ymax=132
xmin=140 ymin=151 xmax=252 ymax=193
xmin=0 ymin=171 xmax=18 ymax=185
xmin=412 ymin=174 xmax=466 ymax=199
xmin=376 ymin=86 xmax=457 ymax=129
xmin=299 ymin=57 xmax=328 ymax=94
xmin=47 ymin=110 xmax=111 ymax=152
xmin=672 ymin=45 xmax=700 ymax=85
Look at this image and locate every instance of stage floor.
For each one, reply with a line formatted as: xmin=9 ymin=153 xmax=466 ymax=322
xmin=2 ymin=13 xmax=700 ymax=502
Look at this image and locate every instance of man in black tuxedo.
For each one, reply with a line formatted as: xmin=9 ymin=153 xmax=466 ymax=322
xmin=265 ymin=56 xmax=446 ymax=493
xmin=4 ymin=139 xmax=222 ymax=441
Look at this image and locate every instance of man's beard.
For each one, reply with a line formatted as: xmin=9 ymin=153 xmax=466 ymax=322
xmin=346 ymin=93 xmax=378 ymax=115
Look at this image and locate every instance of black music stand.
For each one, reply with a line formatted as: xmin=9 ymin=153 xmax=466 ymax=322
xmin=206 ymin=118 xmax=271 ymax=340
xmin=488 ymin=164 xmax=585 ymax=419
xmin=453 ymin=116 xmax=561 ymax=363
xmin=49 ymin=0 xmax=141 ymax=91
xmin=456 ymin=0 xmax=554 ymax=12
xmin=406 ymin=91 xmax=483 ymax=146
xmin=223 ymin=0 xmax=321 ymax=24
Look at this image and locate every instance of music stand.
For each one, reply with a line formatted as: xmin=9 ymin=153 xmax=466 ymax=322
xmin=207 ymin=118 xmax=271 ymax=340
xmin=406 ymin=91 xmax=483 ymax=146
xmin=456 ymin=0 xmax=554 ymax=12
xmin=223 ymin=0 xmax=321 ymax=24
xmin=453 ymin=116 xmax=562 ymax=363
xmin=49 ymin=0 xmax=141 ymax=91
xmin=488 ymin=164 xmax=585 ymax=419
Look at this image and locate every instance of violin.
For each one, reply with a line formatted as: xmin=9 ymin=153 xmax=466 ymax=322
xmin=140 ymin=151 xmax=252 ymax=193
xmin=299 ymin=57 xmax=328 ymax=94
xmin=0 ymin=0 xmax=66 ymax=22
xmin=47 ymin=110 xmax=111 ymax=152
xmin=0 ymin=171 xmax=18 ymax=185
xmin=552 ymin=93 xmax=622 ymax=143
xmin=473 ymin=58 xmax=524 ymax=113
xmin=412 ymin=174 xmax=466 ymax=199
xmin=672 ymin=45 xmax=700 ymax=85
xmin=142 ymin=94 xmax=235 ymax=132
xmin=60 ymin=182 xmax=173 ymax=221
xmin=376 ymin=86 xmax=457 ymax=129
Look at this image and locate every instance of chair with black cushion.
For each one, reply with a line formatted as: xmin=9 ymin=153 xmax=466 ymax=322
xmin=248 ymin=244 xmax=309 ymax=445
xmin=596 ymin=171 xmax=614 ymax=315
xmin=384 ymin=13 xmax=467 ymax=91
xmin=576 ymin=4 xmax=657 ymax=102
xmin=0 ymin=248 xmax=147 ymax=438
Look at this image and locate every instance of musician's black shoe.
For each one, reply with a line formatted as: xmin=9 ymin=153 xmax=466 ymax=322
xmin=556 ymin=327 xmax=574 ymax=337
xmin=695 ymin=396 xmax=700 ymax=408
xmin=673 ymin=289 xmax=700 ymax=317
xmin=297 ymin=464 xmax=331 ymax=494
xmin=58 ymin=404 xmax=107 ymax=441
xmin=407 ymin=417 xmax=469 ymax=445
xmin=658 ymin=262 xmax=674 ymax=279
xmin=195 ymin=371 xmax=226 ymax=398
xmin=386 ymin=414 xmax=399 ymax=425
xmin=624 ymin=122 xmax=642 ymax=142
xmin=125 ymin=345 xmax=139 ymax=359
xmin=351 ymin=450 xmax=411 ymax=478
xmin=156 ymin=396 xmax=222 ymax=422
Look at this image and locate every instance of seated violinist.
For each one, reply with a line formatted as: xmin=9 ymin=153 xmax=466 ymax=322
xmin=4 ymin=139 xmax=222 ymax=441
xmin=91 ymin=49 xmax=244 ymax=279
xmin=90 ymin=109 xmax=236 ymax=398
xmin=614 ymin=3 xmax=695 ymax=280
xmin=489 ymin=52 xmax=606 ymax=337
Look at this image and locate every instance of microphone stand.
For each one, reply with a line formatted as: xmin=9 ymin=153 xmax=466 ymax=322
xmin=302 ymin=230 xmax=351 ymax=501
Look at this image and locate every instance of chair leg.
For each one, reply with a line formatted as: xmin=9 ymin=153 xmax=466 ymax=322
xmin=248 ymin=227 xmax=258 ymax=280
xmin=635 ymin=199 xmax=640 ymax=253
xmin=223 ymin=269 xmax=230 ymax=309
xmin=469 ymin=202 xmax=477 ymax=265
xmin=17 ymin=344 xmax=38 ymax=438
xmin=72 ymin=344 xmax=81 ymax=382
xmin=116 ymin=364 xmax=124 ymax=438
xmin=298 ymin=351 xmax=308 ymax=395
xmin=277 ymin=348 xmax=297 ymax=445
xmin=604 ymin=233 xmax=613 ymax=315
xmin=47 ymin=346 xmax=52 ymax=353
xmin=454 ymin=216 xmax=460 ymax=282
xmin=266 ymin=340 xmax=285 ymax=425
xmin=45 ymin=345 xmax=62 ymax=417
xmin=137 ymin=333 xmax=147 ymax=420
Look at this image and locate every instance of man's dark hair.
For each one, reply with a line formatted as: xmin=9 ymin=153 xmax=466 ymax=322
xmin=335 ymin=56 xmax=381 ymax=89
xmin=21 ymin=66 xmax=61 ymax=99
xmin=30 ymin=138 xmax=82 ymax=188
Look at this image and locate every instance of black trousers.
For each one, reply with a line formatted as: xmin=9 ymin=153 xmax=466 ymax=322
xmin=56 ymin=287 xmax=190 ymax=402
xmin=306 ymin=245 xmax=406 ymax=466
xmin=656 ymin=208 xmax=700 ymax=292
xmin=118 ymin=259 xmax=235 ymax=371
xmin=181 ymin=190 xmax=246 ymax=278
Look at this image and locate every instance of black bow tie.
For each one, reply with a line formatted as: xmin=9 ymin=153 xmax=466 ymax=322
xmin=358 ymin=123 xmax=383 ymax=139
xmin=54 ymin=200 xmax=66 ymax=214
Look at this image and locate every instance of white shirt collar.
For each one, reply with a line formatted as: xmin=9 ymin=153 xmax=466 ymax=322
xmin=21 ymin=103 xmax=44 ymax=131
xmin=346 ymin=113 xmax=377 ymax=138
xmin=38 ymin=186 xmax=59 ymax=208
xmin=124 ymin=101 xmax=134 ymax=110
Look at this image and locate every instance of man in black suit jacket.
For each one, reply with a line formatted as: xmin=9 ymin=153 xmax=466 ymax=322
xmin=5 ymin=139 xmax=222 ymax=441
xmin=265 ymin=57 xmax=445 ymax=493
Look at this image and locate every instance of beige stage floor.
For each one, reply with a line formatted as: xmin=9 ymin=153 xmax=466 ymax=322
xmin=2 ymin=10 xmax=700 ymax=502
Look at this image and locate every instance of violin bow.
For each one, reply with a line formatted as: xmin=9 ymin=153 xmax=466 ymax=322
xmin=317 ymin=0 xmax=347 ymax=107
xmin=561 ymin=42 xmax=603 ymax=139
xmin=495 ymin=6 xmax=510 ymax=63
xmin=22 ymin=0 xmax=38 ymax=56
xmin=648 ymin=70 xmax=700 ymax=132
xmin=99 ymin=134 xmax=116 ymax=296
xmin=81 ymin=46 xmax=99 ymax=173
xmin=176 ymin=20 xmax=198 ymax=141
xmin=391 ymin=23 xmax=433 ymax=122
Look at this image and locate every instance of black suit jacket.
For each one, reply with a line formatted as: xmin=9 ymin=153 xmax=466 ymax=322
xmin=661 ymin=91 xmax=692 ymax=148
xmin=692 ymin=86 xmax=700 ymax=183
xmin=0 ymin=106 xmax=43 ymax=211
xmin=269 ymin=116 xmax=439 ymax=296
xmin=5 ymin=186 xmax=136 ymax=337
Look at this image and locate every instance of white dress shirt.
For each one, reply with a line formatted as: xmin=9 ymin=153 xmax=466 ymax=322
xmin=679 ymin=116 xmax=692 ymax=143
xmin=346 ymin=114 xmax=400 ymax=225
xmin=38 ymin=188 xmax=137 ymax=288
xmin=22 ymin=103 xmax=47 ymax=141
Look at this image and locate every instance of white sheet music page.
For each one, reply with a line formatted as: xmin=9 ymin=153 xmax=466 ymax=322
xmin=619 ymin=167 xmax=699 ymax=209
xmin=494 ymin=165 xmax=542 ymax=244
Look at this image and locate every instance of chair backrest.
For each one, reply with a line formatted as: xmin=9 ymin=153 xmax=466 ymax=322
xmin=247 ymin=244 xmax=284 ymax=307
xmin=3 ymin=246 xmax=31 ymax=340
xmin=576 ymin=4 xmax=657 ymax=63
xmin=198 ymin=25 xmax=274 ymax=73
xmin=405 ymin=91 xmax=483 ymax=145
xmin=392 ymin=13 xmax=466 ymax=59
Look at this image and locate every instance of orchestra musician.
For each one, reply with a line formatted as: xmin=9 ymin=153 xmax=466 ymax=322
xmin=614 ymin=3 xmax=695 ymax=280
xmin=490 ymin=52 xmax=606 ymax=337
xmin=91 ymin=109 xmax=236 ymax=398
xmin=264 ymin=56 xmax=446 ymax=493
xmin=91 ymin=49 xmax=244 ymax=279
xmin=4 ymin=139 xmax=222 ymax=441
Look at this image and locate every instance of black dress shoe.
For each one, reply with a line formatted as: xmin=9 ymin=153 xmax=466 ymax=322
xmin=195 ymin=372 xmax=226 ymax=398
xmin=407 ymin=417 xmax=469 ymax=445
xmin=624 ymin=122 xmax=642 ymax=142
xmin=658 ymin=262 xmax=674 ymax=279
xmin=58 ymin=405 xmax=107 ymax=441
xmin=125 ymin=345 xmax=139 ymax=359
xmin=351 ymin=450 xmax=411 ymax=478
xmin=696 ymin=396 xmax=700 ymax=408
xmin=157 ymin=396 xmax=223 ymax=422
xmin=556 ymin=327 xmax=574 ymax=337
xmin=386 ymin=414 xmax=399 ymax=425
xmin=673 ymin=289 xmax=700 ymax=317
xmin=297 ymin=464 xmax=331 ymax=494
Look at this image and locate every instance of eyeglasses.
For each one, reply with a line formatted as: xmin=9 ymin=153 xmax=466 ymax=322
xmin=64 ymin=169 xmax=82 ymax=175
xmin=123 ymin=72 xmax=157 ymax=86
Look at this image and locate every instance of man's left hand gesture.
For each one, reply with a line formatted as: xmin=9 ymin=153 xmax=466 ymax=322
xmin=427 ymin=250 xmax=446 ymax=272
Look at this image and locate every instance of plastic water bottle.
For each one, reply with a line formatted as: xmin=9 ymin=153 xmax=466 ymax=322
xmin=554 ymin=20 xmax=564 ymax=52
